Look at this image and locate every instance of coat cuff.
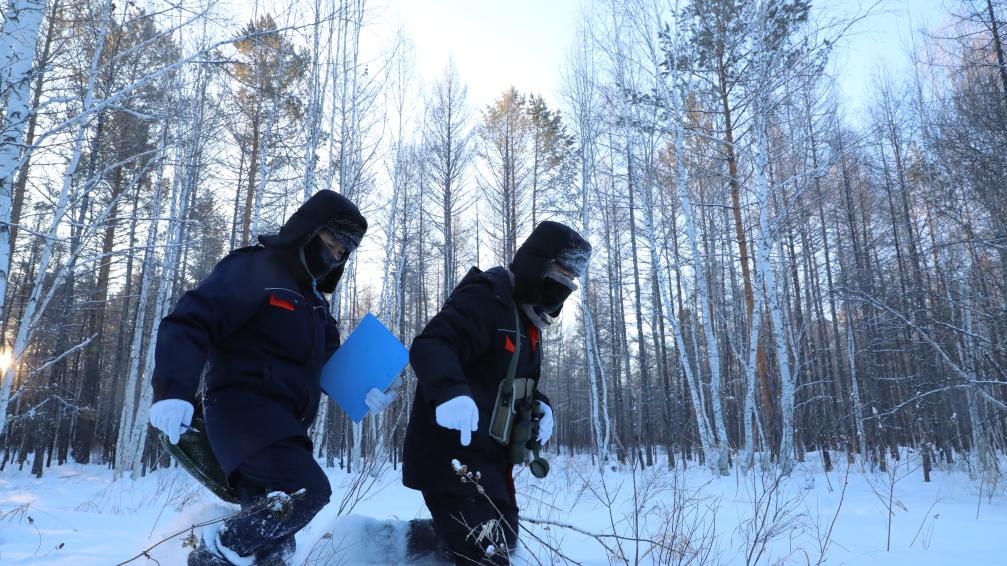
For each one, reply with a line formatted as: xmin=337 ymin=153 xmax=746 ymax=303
xmin=429 ymin=382 xmax=473 ymax=408
xmin=153 ymin=379 xmax=198 ymax=406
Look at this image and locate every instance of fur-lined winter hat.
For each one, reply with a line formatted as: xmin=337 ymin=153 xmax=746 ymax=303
xmin=510 ymin=221 xmax=592 ymax=305
xmin=259 ymin=189 xmax=367 ymax=251
xmin=259 ymin=189 xmax=367 ymax=293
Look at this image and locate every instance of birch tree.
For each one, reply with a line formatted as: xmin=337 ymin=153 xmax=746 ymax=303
xmin=0 ymin=0 xmax=48 ymax=327
xmin=564 ymin=17 xmax=613 ymax=465
xmin=0 ymin=0 xmax=112 ymax=440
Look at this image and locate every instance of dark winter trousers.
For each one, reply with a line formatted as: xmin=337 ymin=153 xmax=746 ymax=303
xmin=421 ymin=491 xmax=519 ymax=566
xmin=209 ymin=437 xmax=331 ymax=564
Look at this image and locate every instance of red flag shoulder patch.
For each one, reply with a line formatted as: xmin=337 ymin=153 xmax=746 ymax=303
xmin=269 ymin=294 xmax=295 ymax=311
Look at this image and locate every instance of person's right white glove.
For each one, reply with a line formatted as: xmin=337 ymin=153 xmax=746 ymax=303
xmin=149 ymin=399 xmax=194 ymax=445
xmin=435 ymin=395 xmax=479 ymax=447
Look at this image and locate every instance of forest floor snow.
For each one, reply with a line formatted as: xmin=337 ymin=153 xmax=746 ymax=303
xmin=1 ymin=452 xmax=1004 ymax=565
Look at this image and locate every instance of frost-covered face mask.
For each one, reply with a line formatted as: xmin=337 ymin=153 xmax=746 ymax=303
xmin=539 ymin=270 xmax=578 ymax=314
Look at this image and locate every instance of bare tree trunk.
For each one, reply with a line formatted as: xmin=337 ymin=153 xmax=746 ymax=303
xmin=988 ymin=0 xmax=1007 ymax=97
xmin=73 ymin=162 xmax=125 ymax=463
xmin=625 ymin=151 xmax=654 ymax=467
xmin=240 ymin=112 xmax=260 ymax=246
xmin=8 ymin=0 xmax=57 ymax=259
xmin=303 ymin=0 xmax=325 ymax=200
xmin=0 ymin=2 xmax=110 ymax=438
xmin=0 ymin=0 xmax=47 ymax=327
xmin=566 ymin=27 xmax=611 ymax=464
xmin=114 ymin=168 xmax=166 ymax=476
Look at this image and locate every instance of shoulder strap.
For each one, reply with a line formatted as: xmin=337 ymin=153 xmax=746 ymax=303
xmin=502 ymin=301 xmax=522 ymax=392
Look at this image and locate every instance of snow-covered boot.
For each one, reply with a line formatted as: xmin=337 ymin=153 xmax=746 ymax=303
xmin=405 ymin=518 xmax=454 ymax=563
xmin=253 ymin=535 xmax=295 ymax=566
xmin=187 ymin=542 xmax=231 ymax=566
xmin=188 ymin=523 xmax=254 ymax=566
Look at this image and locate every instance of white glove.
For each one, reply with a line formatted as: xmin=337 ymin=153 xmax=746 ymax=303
xmin=537 ymin=401 xmax=554 ymax=445
xmin=365 ymin=376 xmax=402 ymax=414
xmin=149 ymin=399 xmax=194 ymax=445
xmin=435 ymin=395 xmax=479 ymax=446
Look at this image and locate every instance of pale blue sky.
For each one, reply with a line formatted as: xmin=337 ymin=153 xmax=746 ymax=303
xmin=828 ymin=0 xmax=949 ymax=117
xmin=385 ymin=0 xmax=578 ymax=107
xmin=382 ymin=0 xmax=950 ymax=117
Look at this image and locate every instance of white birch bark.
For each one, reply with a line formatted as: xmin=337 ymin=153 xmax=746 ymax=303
xmin=626 ymin=0 xmax=722 ymax=473
xmin=752 ymin=103 xmax=799 ymax=473
xmin=956 ymin=265 xmax=994 ymax=475
xmin=0 ymin=0 xmax=47 ymax=325
xmin=566 ymin=20 xmax=611 ymax=466
xmin=742 ymin=204 xmax=768 ymax=470
xmin=661 ymin=121 xmax=722 ymax=474
xmin=125 ymin=151 xmax=196 ymax=476
xmin=302 ymin=0 xmax=324 ymax=200
xmin=113 ymin=186 xmax=162 ymax=471
xmin=845 ymin=309 xmax=866 ymax=453
xmin=0 ymin=1 xmax=108 ymax=438
xmin=118 ymin=68 xmax=207 ymax=476
xmin=370 ymin=42 xmax=413 ymax=464
xmin=337 ymin=0 xmax=364 ymax=200
xmin=250 ymin=91 xmax=281 ymax=240
xmin=322 ymin=0 xmax=341 ymax=193
xmin=310 ymin=400 xmax=327 ymax=448
xmin=114 ymin=142 xmax=169 ymax=475
xmin=351 ymin=419 xmax=363 ymax=472
xmin=667 ymin=89 xmax=730 ymax=475
xmin=331 ymin=0 xmax=366 ymax=319
xmin=643 ymin=68 xmax=719 ymax=473
xmin=749 ymin=6 xmax=797 ymax=474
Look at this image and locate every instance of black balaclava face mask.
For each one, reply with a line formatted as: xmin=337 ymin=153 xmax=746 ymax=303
xmin=511 ymin=221 xmax=592 ymax=306
xmin=302 ymin=232 xmax=346 ymax=279
xmin=539 ymin=271 xmax=578 ymax=314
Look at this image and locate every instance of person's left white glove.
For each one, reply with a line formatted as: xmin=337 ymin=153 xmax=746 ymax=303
xmin=149 ymin=399 xmax=194 ymax=445
xmin=536 ymin=401 xmax=554 ymax=445
xmin=365 ymin=376 xmax=402 ymax=414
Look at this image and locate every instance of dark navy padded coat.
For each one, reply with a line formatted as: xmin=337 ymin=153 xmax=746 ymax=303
xmin=152 ymin=247 xmax=340 ymax=477
xmin=403 ymin=266 xmax=550 ymax=503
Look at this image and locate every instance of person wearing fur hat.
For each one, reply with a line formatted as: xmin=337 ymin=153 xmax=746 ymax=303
xmin=403 ymin=220 xmax=592 ymax=565
xmin=148 ymin=189 xmax=395 ymax=565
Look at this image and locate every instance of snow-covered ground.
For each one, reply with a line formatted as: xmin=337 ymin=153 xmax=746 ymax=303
xmin=1 ymin=452 xmax=1004 ymax=565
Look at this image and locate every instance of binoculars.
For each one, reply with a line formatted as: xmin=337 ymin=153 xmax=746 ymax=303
xmin=509 ymin=401 xmax=550 ymax=478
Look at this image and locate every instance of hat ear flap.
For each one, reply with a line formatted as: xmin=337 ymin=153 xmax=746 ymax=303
xmin=511 ymin=263 xmax=543 ymax=304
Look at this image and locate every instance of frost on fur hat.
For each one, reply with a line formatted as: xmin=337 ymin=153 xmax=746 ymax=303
xmin=510 ymin=221 xmax=592 ymax=304
xmin=323 ymin=214 xmax=367 ymax=251
xmin=555 ymin=236 xmax=592 ymax=278
xmin=259 ymin=189 xmax=367 ymax=251
xmin=524 ymin=220 xmax=591 ymax=277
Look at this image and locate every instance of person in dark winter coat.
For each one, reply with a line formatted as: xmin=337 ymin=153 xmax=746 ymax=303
xmin=404 ymin=221 xmax=592 ymax=566
xmin=148 ymin=190 xmax=396 ymax=566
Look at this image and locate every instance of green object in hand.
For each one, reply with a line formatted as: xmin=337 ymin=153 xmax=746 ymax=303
xmin=160 ymin=407 xmax=240 ymax=504
xmin=508 ymin=400 xmax=550 ymax=478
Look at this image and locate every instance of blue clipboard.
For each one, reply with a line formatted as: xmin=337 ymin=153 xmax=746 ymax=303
xmin=320 ymin=313 xmax=408 ymax=423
